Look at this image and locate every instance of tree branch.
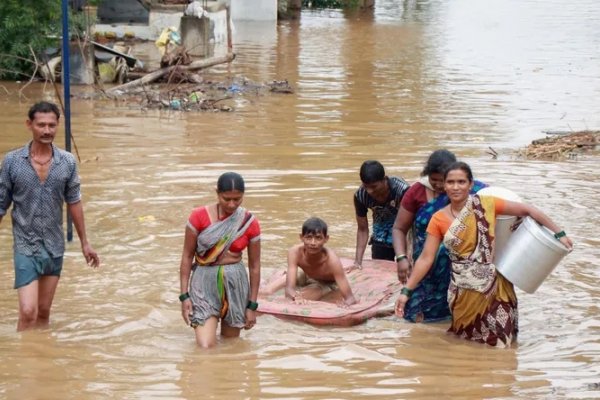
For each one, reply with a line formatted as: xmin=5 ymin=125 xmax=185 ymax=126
xmin=106 ymin=53 xmax=236 ymax=95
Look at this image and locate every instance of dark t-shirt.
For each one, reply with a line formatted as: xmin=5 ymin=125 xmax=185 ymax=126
xmin=354 ymin=176 xmax=410 ymax=246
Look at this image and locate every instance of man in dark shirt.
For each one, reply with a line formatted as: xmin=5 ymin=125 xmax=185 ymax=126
xmin=0 ymin=101 xmax=100 ymax=331
xmin=353 ymin=160 xmax=409 ymax=269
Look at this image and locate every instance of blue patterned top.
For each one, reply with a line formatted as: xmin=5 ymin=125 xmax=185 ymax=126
xmin=403 ymin=179 xmax=487 ymax=322
xmin=354 ymin=176 xmax=410 ymax=247
xmin=0 ymin=143 xmax=81 ymax=257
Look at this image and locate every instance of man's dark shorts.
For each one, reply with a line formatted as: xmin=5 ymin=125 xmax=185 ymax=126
xmin=14 ymin=248 xmax=63 ymax=289
xmin=371 ymin=241 xmax=395 ymax=261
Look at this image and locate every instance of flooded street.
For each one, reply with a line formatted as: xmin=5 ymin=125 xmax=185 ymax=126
xmin=1 ymin=0 xmax=599 ymax=398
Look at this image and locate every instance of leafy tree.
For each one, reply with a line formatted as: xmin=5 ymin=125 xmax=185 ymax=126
xmin=0 ymin=0 xmax=61 ymax=80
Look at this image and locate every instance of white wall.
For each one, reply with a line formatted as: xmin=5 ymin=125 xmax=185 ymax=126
xmin=149 ymin=11 xmax=184 ymax=39
xmin=230 ymin=0 xmax=277 ymax=21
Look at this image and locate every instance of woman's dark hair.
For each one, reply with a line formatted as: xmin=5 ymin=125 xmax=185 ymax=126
xmin=444 ymin=161 xmax=473 ymax=182
xmin=421 ymin=149 xmax=456 ymax=176
xmin=217 ymin=172 xmax=245 ymax=193
xmin=28 ymin=101 xmax=60 ymax=121
xmin=359 ymin=160 xmax=385 ymax=184
xmin=302 ymin=217 xmax=328 ymax=236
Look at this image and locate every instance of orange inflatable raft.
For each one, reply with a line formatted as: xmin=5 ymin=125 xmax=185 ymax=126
xmin=257 ymin=258 xmax=401 ymax=327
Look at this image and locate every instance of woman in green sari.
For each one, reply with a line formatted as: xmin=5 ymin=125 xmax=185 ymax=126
xmin=396 ymin=162 xmax=573 ymax=347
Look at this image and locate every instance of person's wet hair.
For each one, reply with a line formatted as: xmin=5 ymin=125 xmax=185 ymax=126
xmin=359 ymin=160 xmax=385 ymax=184
xmin=302 ymin=217 xmax=328 ymax=236
xmin=444 ymin=161 xmax=473 ymax=183
xmin=217 ymin=172 xmax=245 ymax=193
xmin=422 ymin=149 xmax=456 ymax=176
xmin=28 ymin=101 xmax=60 ymax=121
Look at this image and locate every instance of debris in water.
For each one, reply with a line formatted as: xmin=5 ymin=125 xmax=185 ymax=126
xmin=519 ymin=130 xmax=599 ymax=160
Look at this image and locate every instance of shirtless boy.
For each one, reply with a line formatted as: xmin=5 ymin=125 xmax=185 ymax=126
xmin=285 ymin=217 xmax=357 ymax=306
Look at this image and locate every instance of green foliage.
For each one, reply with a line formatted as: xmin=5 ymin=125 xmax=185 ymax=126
xmin=0 ymin=0 xmax=62 ymax=80
xmin=70 ymin=8 xmax=96 ymax=40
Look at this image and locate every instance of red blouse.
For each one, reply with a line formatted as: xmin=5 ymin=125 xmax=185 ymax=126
xmin=400 ymin=182 xmax=429 ymax=213
xmin=188 ymin=206 xmax=261 ymax=253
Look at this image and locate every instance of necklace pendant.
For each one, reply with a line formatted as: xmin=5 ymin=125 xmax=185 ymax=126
xmin=32 ymin=156 xmax=52 ymax=166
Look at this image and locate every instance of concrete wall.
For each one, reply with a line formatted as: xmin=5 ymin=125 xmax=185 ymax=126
xmin=181 ymin=16 xmax=212 ymax=57
xmin=230 ymin=0 xmax=277 ymax=21
xmin=148 ymin=10 xmax=184 ymax=39
xmin=97 ymin=0 xmax=149 ymax=24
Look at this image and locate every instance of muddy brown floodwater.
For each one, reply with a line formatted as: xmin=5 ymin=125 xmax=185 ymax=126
xmin=1 ymin=1 xmax=599 ymax=399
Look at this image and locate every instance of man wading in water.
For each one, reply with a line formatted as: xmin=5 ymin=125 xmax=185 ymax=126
xmin=0 ymin=101 xmax=100 ymax=331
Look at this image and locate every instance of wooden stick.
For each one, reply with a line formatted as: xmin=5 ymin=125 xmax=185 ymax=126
xmin=226 ymin=6 xmax=233 ymax=53
xmin=106 ymin=53 xmax=235 ymax=94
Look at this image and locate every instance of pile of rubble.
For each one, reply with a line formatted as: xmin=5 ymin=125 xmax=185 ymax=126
xmin=90 ymin=76 xmax=293 ymax=112
xmin=520 ymin=130 xmax=600 ymax=160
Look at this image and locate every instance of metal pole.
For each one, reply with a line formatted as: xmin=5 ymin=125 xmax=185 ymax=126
xmin=62 ymin=0 xmax=74 ymax=242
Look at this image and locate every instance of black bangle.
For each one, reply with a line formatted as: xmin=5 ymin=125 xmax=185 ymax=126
xmin=179 ymin=292 xmax=190 ymax=302
xmin=400 ymin=287 xmax=413 ymax=298
xmin=247 ymin=300 xmax=259 ymax=311
xmin=554 ymin=230 xmax=566 ymax=239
